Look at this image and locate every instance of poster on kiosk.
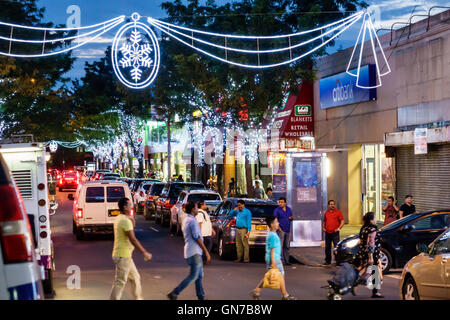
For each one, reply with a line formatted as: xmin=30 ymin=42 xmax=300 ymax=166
xmin=286 ymin=153 xmax=327 ymax=247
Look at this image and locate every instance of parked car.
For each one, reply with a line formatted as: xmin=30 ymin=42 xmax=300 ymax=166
xmin=0 ymin=152 xmax=43 ymax=300
xmin=400 ymin=227 xmax=450 ymax=300
xmin=144 ymin=182 xmax=166 ymax=220
xmin=58 ymin=170 xmax=79 ymax=191
xmin=334 ymin=210 xmax=450 ymax=273
xmin=211 ymin=198 xmax=278 ymax=260
xmin=169 ymin=189 xmax=222 ymax=235
xmin=134 ymin=182 xmax=157 ymax=215
xmin=155 ymin=182 xmax=205 ymax=226
xmin=92 ymin=170 xmax=111 ymax=181
xmin=130 ymin=178 xmax=159 ymax=199
xmin=101 ymin=172 xmax=121 ymax=181
xmin=72 ymin=180 xmax=133 ymax=240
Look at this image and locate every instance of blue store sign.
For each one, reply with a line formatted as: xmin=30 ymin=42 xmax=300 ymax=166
xmin=319 ymin=64 xmax=377 ymax=109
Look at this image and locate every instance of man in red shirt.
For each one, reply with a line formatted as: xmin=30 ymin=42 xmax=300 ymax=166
xmin=323 ymin=200 xmax=344 ymax=265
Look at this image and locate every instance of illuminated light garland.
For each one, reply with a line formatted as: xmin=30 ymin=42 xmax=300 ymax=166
xmin=0 ymin=16 xmax=124 ymax=44
xmin=148 ymin=15 xmax=361 ymax=69
xmin=346 ymin=12 xmax=391 ymax=88
xmin=148 ymin=12 xmax=362 ymax=54
xmin=0 ymin=10 xmax=390 ymax=90
xmin=0 ymin=17 xmax=125 ymax=58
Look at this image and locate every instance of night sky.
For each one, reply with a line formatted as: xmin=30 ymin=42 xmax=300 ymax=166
xmin=33 ymin=0 xmax=449 ymax=80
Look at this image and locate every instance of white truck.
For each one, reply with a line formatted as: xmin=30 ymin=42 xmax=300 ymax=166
xmin=0 ymin=141 xmax=55 ymax=296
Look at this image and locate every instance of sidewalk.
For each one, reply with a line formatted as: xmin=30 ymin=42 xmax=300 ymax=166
xmin=289 ymin=224 xmax=362 ymax=267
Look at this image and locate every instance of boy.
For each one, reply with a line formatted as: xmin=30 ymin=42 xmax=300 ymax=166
xmin=251 ymin=216 xmax=296 ymax=300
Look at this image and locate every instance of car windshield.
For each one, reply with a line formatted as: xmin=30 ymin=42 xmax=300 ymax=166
xmin=169 ymin=183 xmax=205 ymax=197
xmin=187 ymin=194 xmax=221 ymax=202
xmin=143 ymin=184 xmax=152 ymax=192
xmin=380 ymin=214 xmax=419 ymax=231
xmin=64 ymin=173 xmax=76 ymax=178
xmin=150 ymin=184 xmax=165 ymax=195
xmin=246 ymin=205 xmax=278 ymax=218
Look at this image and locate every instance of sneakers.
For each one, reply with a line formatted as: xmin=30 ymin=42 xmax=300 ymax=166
xmin=282 ymin=294 xmax=297 ymax=300
xmin=167 ymin=292 xmax=178 ymax=300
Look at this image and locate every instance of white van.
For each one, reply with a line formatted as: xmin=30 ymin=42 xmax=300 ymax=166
xmin=0 ymin=142 xmax=54 ymax=296
xmin=72 ymin=181 xmax=133 ymax=240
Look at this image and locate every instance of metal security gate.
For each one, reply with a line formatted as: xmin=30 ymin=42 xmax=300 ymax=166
xmin=396 ymin=144 xmax=450 ymax=212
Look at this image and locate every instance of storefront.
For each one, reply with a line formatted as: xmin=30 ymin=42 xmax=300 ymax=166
xmin=313 ymin=10 xmax=449 ymax=224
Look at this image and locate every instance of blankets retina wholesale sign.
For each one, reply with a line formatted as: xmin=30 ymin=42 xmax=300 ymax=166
xmin=320 ymin=64 xmax=377 ymax=109
xmin=274 ymin=82 xmax=314 ymax=149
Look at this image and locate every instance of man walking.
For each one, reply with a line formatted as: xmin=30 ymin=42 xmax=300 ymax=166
xmin=323 ymin=200 xmax=344 ymax=265
xmin=196 ymin=200 xmax=216 ymax=257
xmin=399 ymin=195 xmax=416 ymax=218
xmin=253 ymin=181 xmax=266 ymax=199
xmin=110 ymin=197 xmax=152 ymax=300
xmin=168 ymin=201 xmax=210 ymax=300
xmin=273 ymin=198 xmax=293 ymax=265
xmin=229 ymin=200 xmax=252 ymax=263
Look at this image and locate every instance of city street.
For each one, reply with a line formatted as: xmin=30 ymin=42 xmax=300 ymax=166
xmin=50 ymin=191 xmax=401 ymax=300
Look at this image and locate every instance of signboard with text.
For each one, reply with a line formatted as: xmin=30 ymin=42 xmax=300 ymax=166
xmin=319 ymin=64 xmax=377 ymax=109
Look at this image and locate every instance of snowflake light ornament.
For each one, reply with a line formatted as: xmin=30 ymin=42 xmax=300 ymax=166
xmin=112 ymin=13 xmax=160 ymax=89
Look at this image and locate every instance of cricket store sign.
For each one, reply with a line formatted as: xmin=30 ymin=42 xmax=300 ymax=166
xmin=320 ymin=64 xmax=377 ymax=109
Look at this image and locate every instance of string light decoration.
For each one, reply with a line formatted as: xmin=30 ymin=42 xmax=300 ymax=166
xmin=0 ymin=11 xmax=390 ymax=90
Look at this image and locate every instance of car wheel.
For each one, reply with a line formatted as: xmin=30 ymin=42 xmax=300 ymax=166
xmin=75 ymin=227 xmax=84 ymax=240
xmin=144 ymin=207 xmax=151 ymax=221
xmin=402 ymin=277 xmax=420 ymax=300
xmin=59 ymin=187 xmax=63 ymax=192
xmin=42 ymin=268 xmax=54 ymax=297
xmin=219 ymin=237 xmax=230 ymax=260
xmin=72 ymin=222 xmax=77 ymax=235
xmin=162 ymin=212 xmax=169 ymax=227
xmin=379 ymin=248 xmax=392 ymax=273
xmin=155 ymin=211 xmax=161 ymax=224
xmin=169 ymin=215 xmax=175 ymax=233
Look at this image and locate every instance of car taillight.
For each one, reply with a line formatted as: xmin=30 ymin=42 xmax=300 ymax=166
xmin=147 ymin=195 xmax=154 ymax=201
xmin=164 ymin=200 xmax=173 ymax=208
xmin=59 ymin=178 xmax=63 ymax=184
xmin=226 ymin=217 xmax=236 ymax=228
xmin=0 ymin=186 xmax=33 ymax=264
xmin=130 ymin=209 xmax=135 ymax=217
xmin=140 ymin=191 xmax=144 ymax=197
xmin=77 ymin=208 xmax=83 ymax=219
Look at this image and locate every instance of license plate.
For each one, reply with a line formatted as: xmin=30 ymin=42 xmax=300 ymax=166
xmin=109 ymin=210 xmax=120 ymax=216
xmin=255 ymin=224 xmax=267 ymax=231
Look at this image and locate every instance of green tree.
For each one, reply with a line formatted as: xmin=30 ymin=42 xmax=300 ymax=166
xmin=0 ymin=0 xmax=77 ymax=141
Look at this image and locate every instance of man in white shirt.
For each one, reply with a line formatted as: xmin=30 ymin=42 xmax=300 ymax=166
xmin=196 ymin=200 xmax=216 ymax=256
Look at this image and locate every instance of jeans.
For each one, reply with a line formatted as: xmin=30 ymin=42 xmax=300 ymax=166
xmin=277 ymin=230 xmax=291 ymax=264
xmin=110 ymin=257 xmax=143 ymax=300
xmin=325 ymin=232 xmax=340 ymax=264
xmin=171 ymin=254 xmax=205 ymax=300
xmin=236 ymin=228 xmax=250 ymax=262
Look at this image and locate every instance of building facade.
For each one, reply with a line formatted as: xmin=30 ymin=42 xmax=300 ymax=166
xmin=314 ymin=10 xmax=450 ymax=224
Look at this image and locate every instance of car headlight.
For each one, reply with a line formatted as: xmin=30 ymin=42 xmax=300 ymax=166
xmin=343 ymin=238 xmax=360 ymax=249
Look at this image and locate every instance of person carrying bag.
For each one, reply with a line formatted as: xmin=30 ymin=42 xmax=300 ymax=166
xmin=250 ymin=216 xmax=296 ymax=300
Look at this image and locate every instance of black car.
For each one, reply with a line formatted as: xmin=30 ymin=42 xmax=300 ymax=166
xmin=334 ymin=210 xmax=450 ymax=273
xmin=211 ymin=198 xmax=278 ymax=260
xmin=144 ymin=182 xmax=166 ymax=220
xmin=155 ymin=182 xmax=205 ymax=226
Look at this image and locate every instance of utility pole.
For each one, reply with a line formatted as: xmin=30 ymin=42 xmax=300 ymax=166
xmin=167 ymin=112 xmax=172 ymax=181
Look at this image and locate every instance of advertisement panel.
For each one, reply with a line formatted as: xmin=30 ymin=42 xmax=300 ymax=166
xmin=320 ymin=64 xmax=377 ymax=109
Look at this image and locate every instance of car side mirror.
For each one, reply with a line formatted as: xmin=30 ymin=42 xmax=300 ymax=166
xmin=416 ymin=243 xmax=428 ymax=254
xmin=68 ymin=194 xmax=74 ymax=201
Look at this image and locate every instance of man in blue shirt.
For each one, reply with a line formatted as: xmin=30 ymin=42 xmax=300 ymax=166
xmin=229 ymin=200 xmax=252 ymax=263
xmin=273 ymin=197 xmax=294 ymax=265
xmin=167 ymin=201 xmax=210 ymax=300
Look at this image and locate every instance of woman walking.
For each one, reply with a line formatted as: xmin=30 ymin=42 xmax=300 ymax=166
xmin=251 ymin=216 xmax=296 ymax=300
xmin=355 ymin=212 xmax=384 ymax=298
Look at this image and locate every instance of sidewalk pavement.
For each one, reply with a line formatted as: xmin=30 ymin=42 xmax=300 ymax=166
xmin=289 ymin=224 xmax=362 ymax=267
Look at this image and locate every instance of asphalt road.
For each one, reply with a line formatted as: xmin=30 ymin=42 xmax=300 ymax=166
xmin=49 ymin=190 xmax=402 ymax=300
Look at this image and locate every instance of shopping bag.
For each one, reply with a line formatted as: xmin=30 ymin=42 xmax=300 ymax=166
xmin=262 ymin=268 xmax=282 ymax=289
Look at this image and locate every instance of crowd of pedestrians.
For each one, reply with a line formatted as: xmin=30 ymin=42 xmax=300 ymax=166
xmin=108 ymin=183 xmax=416 ymax=300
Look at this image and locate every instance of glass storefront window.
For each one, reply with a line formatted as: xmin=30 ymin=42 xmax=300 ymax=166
xmin=362 ymin=144 xmax=395 ymax=222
